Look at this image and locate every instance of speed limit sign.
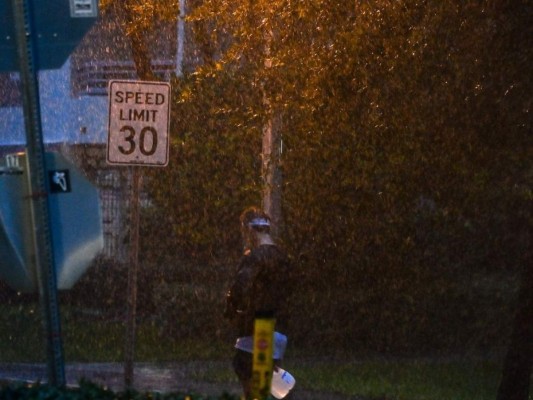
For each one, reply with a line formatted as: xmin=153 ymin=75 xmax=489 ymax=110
xmin=107 ymin=80 xmax=171 ymax=166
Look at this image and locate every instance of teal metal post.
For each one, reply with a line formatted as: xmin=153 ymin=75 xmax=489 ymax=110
xmin=12 ymin=0 xmax=66 ymax=386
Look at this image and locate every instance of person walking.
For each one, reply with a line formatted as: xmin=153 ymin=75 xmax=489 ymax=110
xmin=224 ymin=206 xmax=294 ymax=399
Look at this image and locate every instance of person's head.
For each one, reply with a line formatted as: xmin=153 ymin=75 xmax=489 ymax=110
xmin=240 ymin=206 xmax=271 ymax=250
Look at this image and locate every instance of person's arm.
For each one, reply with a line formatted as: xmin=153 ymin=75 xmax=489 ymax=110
xmin=224 ymin=255 xmax=254 ymax=318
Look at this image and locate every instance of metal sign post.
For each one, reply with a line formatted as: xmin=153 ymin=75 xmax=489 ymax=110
xmin=106 ymin=79 xmax=171 ymax=387
xmin=11 ymin=0 xmax=65 ymax=386
xmin=123 ymin=166 xmax=141 ymax=388
xmin=4 ymin=0 xmax=97 ymax=387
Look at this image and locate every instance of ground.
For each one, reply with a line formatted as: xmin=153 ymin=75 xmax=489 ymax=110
xmin=0 ymin=361 xmax=360 ymax=400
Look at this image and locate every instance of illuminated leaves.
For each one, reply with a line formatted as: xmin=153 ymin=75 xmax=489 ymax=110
xmin=56 ymin=0 xmax=525 ymax=358
xmin=100 ymin=0 xmax=181 ymax=27
xmin=121 ymin=0 xmax=532 ymax=349
xmin=139 ymin=1 xmax=531 ymax=271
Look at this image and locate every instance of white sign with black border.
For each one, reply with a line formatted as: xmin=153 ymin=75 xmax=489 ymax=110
xmin=107 ymin=80 xmax=171 ymax=167
xmin=70 ymin=0 xmax=98 ymax=18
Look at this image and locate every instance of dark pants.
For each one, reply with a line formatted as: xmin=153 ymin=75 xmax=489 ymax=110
xmin=232 ymin=349 xmax=254 ymax=387
xmin=233 ymin=350 xmax=291 ymax=399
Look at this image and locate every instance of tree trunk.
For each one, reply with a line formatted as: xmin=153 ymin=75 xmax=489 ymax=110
xmin=497 ymin=262 xmax=533 ymax=400
xmin=261 ymin=13 xmax=283 ymax=239
xmin=262 ymin=110 xmax=282 ymax=239
xmin=116 ymin=0 xmax=156 ymax=81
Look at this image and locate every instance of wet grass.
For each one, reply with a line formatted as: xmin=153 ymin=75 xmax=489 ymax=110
xmin=0 ymin=304 xmax=230 ymax=362
xmin=285 ymin=358 xmax=504 ymax=400
xmin=0 ymin=304 xmax=510 ymax=400
xmin=0 ymin=304 xmax=45 ymax=362
xmin=66 ymin=319 xmax=229 ymax=362
xmin=194 ymin=356 xmax=505 ymax=400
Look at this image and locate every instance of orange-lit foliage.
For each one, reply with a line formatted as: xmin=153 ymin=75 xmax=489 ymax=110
xmin=130 ymin=0 xmax=529 ymax=352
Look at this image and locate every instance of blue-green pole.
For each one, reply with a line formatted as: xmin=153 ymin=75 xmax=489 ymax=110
xmin=12 ymin=0 xmax=66 ymax=386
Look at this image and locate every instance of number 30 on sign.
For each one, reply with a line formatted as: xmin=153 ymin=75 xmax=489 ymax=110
xmin=107 ymin=80 xmax=171 ymax=167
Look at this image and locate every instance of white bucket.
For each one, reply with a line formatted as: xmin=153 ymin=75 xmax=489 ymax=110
xmin=271 ymin=368 xmax=296 ymax=399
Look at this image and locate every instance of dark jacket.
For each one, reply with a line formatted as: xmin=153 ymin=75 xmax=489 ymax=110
xmin=225 ymin=244 xmax=292 ymax=337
